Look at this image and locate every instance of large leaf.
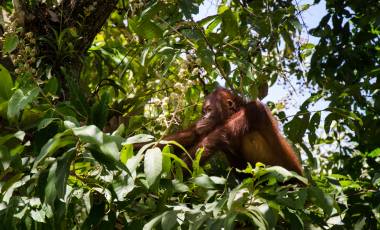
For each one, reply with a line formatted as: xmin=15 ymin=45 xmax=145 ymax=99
xmin=0 ymin=64 xmax=13 ymax=100
xmin=30 ymin=210 xmax=46 ymax=223
xmin=72 ymin=125 xmax=103 ymax=145
xmin=161 ymin=151 xmax=191 ymax=173
xmin=277 ymin=189 xmax=307 ymax=210
xmin=37 ymin=118 xmax=60 ymax=131
xmin=120 ymin=144 xmax=134 ymax=164
xmin=100 ymin=134 xmax=122 ymax=160
xmin=227 ymin=185 xmax=249 ymax=210
xmin=45 ymin=149 xmax=75 ymax=205
xmin=220 ymin=6 xmax=238 ymax=37
xmin=143 ymin=212 xmax=165 ymax=230
xmin=2 ymin=175 xmax=31 ymax=204
xmin=283 ymin=208 xmax=303 ymax=230
xmin=2 ymin=34 xmax=19 ymax=53
xmin=7 ymin=87 xmax=39 ymax=120
xmin=308 ymin=186 xmax=334 ymax=217
xmin=284 ymin=113 xmax=310 ymax=143
xmin=33 ymin=130 xmax=76 ymax=170
xmin=90 ymin=92 xmax=109 ymax=129
xmin=161 ymin=145 xmax=172 ymax=174
xmin=308 ymin=111 xmax=321 ymax=145
xmin=138 ymin=19 xmax=163 ymax=39
xmin=123 ymin=134 xmax=154 ymax=144
xmin=161 ymin=210 xmax=178 ymax=230
xmin=256 ymin=166 xmax=308 ymax=185
xmin=72 ymin=125 xmax=127 ymax=172
xmin=243 ymin=207 xmax=268 ymax=230
xmin=196 ymin=42 xmax=214 ymax=70
xmin=0 ymin=130 xmax=25 ymax=145
xmin=144 ymin=147 xmax=162 ymax=187
xmin=193 ymin=174 xmax=216 ymax=189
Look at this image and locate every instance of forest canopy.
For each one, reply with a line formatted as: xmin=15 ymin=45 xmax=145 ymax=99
xmin=0 ymin=0 xmax=379 ymax=229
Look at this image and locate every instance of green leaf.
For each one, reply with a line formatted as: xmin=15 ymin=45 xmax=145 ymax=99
xmin=90 ymin=147 xmax=117 ymax=170
xmin=43 ymin=77 xmax=58 ymax=95
xmin=72 ymin=125 xmax=103 ymax=145
xmin=205 ymin=16 xmax=221 ymax=35
xmin=300 ymin=3 xmax=310 ymax=11
xmin=281 ymin=30 xmax=295 ymax=57
xmin=196 ymin=43 xmax=214 ymax=70
xmin=7 ymin=87 xmax=39 ymax=120
xmin=30 ymin=210 xmax=46 ymax=223
xmin=0 ymin=64 xmax=13 ymax=100
xmin=162 ymin=145 xmax=172 ymax=174
xmin=198 ymin=14 xmax=218 ymax=27
xmin=193 ymin=174 xmax=216 ymax=189
xmin=14 ymin=130 xmax=25 ymax=141
xmin=220 ymin=8 xmax=238 ymax=37
xmin=14 ymin=207 xmax=28 ymax=219
xmin=209 ymin=176 xmax=226 ymax=185
xmin=161 ymin=150 xmax=191 ymax=174
xmin=140 ymin=2 xmax=159 ymax=20
xmin=283 ymin=208 xmax=303 ymax=230
xmin=192 ymin=148 xmax=203 ymax=176
xmin=299 ymin=142 xmax=317 ymax=169
xmin=179 ymin=0 xmax=199 ymax=19
xmin=143 ymin=212 xmax=165 ymax=230
xmin=45 ymin=149 xmax=75 ymax=205
xmin=224 ymin=212 xmax=237 ymax=230
xmin=353 ymin=217 xmax=366 ymax=230
xmin=301 ymin=43 xmax=315 ymax=50
xmin=172 ymin=179 xmax=189 ymax=192
xmin=256 ymin=166 xmax=308 ymax=184
xmin=144 ymin=147 xmax=162 ymax=187
xmin=33 ymin=130 xmax=76 ymax=169
xmin=326 ymin=107 xmax=363 ymax=126
xmin=90 ymin=92 xmax=109 ymax=129
xmin=368 ymin=148 xmax=380 ymax=158
xmin=120 ymin=144 xmax=134 ymax=164
xmin=308 ymin=111 xmax=321 ymax=145
xmin=324 ymin=113 xmax=337 ymax=134
xmin=138 ymin=19 xmax=163 ymax=39
xmin=3 ymin=34 xmax=19 ymax=53
xmin=189 ymin=214 xmax=209 ymax=230
xmin=3 ymin=175 xmax=30 ymax=204
xmin=37 ymin=118 xmax=60 ymax=130
xmin=161 ymin=211 xmax=178 ymax=230
xmin=126 ymin=143 xmax=154 ymax=175
xmin=123 ymin=134 xmax=154 ymax=144
xmin=100 ymin=134 xmax=122 ymax=160
xmin=243 ymin=207 xmax=268 ymax=229
xmin=0 ymin=130 xmax=25 ymax=145
xmin=284 ymin=113 xmax=310 ymax=143
xmin=277 ymin=189 xmax=307 ymax=209
xmin=216 ymin=56 xmax=231 ymax=76
xmin=308 ymin=186 xmax=334 ymax=216
xmin=289 ymin=17 xmax=302 ymax=32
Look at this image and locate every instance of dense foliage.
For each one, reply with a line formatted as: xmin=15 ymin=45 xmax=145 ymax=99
xmin=0 ymin=0 xmax=379 ymax=229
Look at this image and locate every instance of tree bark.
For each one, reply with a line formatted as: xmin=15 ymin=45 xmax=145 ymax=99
xmin=12 ymin=0 xmax=119 ymax=98
xmin=21 ymin=0 xmax=118 ymax=75
xmin=59 ymin=0 xmax=118 ymax=52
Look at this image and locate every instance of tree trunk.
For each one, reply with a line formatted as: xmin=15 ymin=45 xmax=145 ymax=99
xmin=14 ymin=0 xmax=118 ymax=91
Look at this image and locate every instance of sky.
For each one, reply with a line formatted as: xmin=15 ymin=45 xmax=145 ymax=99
xmin=194 ymin=0 xmax=328 ymax=115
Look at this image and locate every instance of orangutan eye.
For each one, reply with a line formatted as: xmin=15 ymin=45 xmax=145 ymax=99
xmin=227 ymin=99 xmax=234 ymax=108
xmin=204 ymin=106 xmax=212 ymax=113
